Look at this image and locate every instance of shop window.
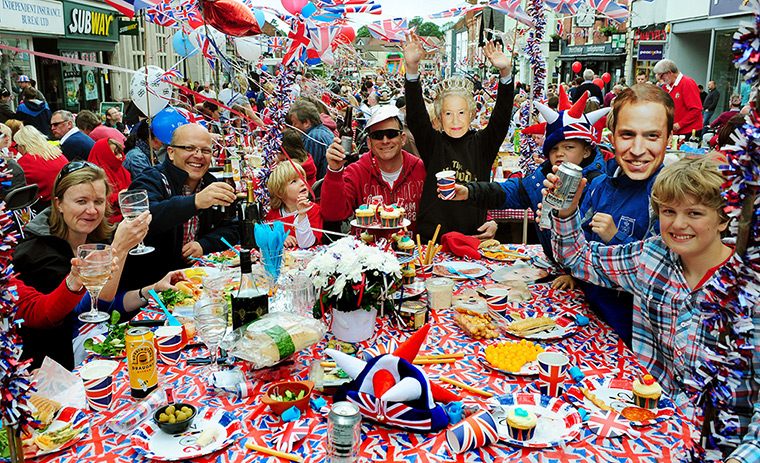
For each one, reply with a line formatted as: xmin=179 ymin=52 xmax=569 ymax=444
xmin=0 ymin=37 xmax=34 ymax=108
xmin=711 ymin=31 xmax=741 ymax=113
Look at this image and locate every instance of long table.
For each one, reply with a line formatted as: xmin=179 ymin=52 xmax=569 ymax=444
xmin=42 ymin=245 xmax=697 ymax=462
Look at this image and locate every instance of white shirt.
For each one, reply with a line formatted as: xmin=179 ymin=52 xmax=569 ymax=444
xmin=60 ymin=127 xmax=81 ymax=144
xmin=381 ymin=166 xmax=402 ymax=189
xmin=279 ymin=206 xmax=316 ymax=248
xmin=199 ymin=89 xmax=217 ymax=100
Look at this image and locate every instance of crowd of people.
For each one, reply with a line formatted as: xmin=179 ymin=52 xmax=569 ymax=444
xmin=0 ymin=37 xmax=758 ymax=461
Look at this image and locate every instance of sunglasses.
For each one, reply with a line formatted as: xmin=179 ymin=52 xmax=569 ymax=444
xmin=56 ymin=161 xmax=99 ymax=183
xmin=51 ymin=121 xmax=69 ymax=127
xmin=368 ymin=129 xmax=402 ymax=141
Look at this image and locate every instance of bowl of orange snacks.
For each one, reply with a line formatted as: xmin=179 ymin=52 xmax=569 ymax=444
xmin=482 ymin=340 xmax=545 ymax=376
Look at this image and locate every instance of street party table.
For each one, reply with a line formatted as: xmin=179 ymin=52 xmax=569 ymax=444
xmin=42 ymin=245 xmax=696 ymax=462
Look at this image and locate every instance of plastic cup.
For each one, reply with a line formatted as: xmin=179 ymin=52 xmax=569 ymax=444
xmin=537 ymin=352 xmax=569 ymax=397
xmin=416 ymin=264 xmax=433 ymax=280
xmin=80 ymin=359 xmax=119 ymax=411
xmin=425 ymin=277 xmax=454 ymax=311
xmin=446 ymin=410 xmax=499 ymax=454
xmin=436 ymin=171 xmax=456 ymax=200
xmin=154 ymin=326 xmax=184 ymax=365
xmin=485 ymin=288 xmax=509 ymax=312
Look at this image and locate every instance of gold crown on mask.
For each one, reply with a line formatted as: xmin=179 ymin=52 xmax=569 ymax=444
xmin=434 ymin=77 xmax=474 ymax=96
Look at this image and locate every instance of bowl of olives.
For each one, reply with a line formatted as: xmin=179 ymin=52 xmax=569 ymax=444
xmin=153 ymin=403 xmax=197 ymax=434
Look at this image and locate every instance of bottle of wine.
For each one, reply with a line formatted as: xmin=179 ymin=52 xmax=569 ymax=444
xmin=340 ymin=106 xmax=354 ymax=155
xmin=231 ymin=250 xmax=268 ymax=329
xmin=238 ymin=180 xmax=259 ymax=250
xmin=688 ymin=129 xmax=700 ymax=149
xmin=222 ymin=159 xmax=236 ymax=220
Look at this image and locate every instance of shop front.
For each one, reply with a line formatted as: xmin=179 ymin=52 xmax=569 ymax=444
xmin=0 ymin=0 xmax=64 ymax=109
xmin=631 ymin=26 xmax=667 ymax=83
xmin=557 ymin=41 xmax=626 ymax=88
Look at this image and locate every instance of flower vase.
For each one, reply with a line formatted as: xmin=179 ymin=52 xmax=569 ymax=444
xmin=331 ymin=306 xmax=378 ymax=343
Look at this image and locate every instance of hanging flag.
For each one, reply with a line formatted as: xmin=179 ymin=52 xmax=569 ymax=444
xmin=367 ymin=18 xmax=408 ymax=43
xmin=159 ymin=66 xmax=183 ymax=82
xmin=103 ymin=0 xmax=159 ymax=19
xmin=323 ymin=4 xmax=381 ymax=14
xmin=429 ymin=5 xmax=482 ymax=19
xmin=489 ymin=0 xmax=535 ymax=28
xmin=283 ymin=20 xmax=311 ymax=65
xmin=544 ymin=0 xmax=582 ymax=14
xmin=556 ymin=19 xmax=564 ymax=37
xmin=588 ymin=0 xmax=629 ymax=23
xmin=268 ymin=37 xmax=286 ymax=50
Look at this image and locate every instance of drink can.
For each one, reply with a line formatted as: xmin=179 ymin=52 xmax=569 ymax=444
xmin=340 ymin=136 xmax=353 ymax=155
xmin=544 ymin=161 xmax=583 ymax=210
xmin=538 ymin=200 xmax=552 ymax=229
xmin=232 ymin=381 xmax=257 ymax=398
xmin=126 ymin=327 xmax=158 ymax=398
xmin=327 ymin=401 xmax=361 ymax=463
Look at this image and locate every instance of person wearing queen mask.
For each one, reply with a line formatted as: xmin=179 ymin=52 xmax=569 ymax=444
xmin=403 ymin=33 xmax=514 ymax=242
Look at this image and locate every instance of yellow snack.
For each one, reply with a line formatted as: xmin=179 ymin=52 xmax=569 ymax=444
xmin=485 ymin=340 xmax=544 ymax=372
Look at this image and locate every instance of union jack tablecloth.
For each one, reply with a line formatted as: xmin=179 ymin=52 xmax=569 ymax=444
xmin=47 ymin=245 xmax=696 ymax=463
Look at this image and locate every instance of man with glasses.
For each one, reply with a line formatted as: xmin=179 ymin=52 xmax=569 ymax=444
xmin=104 ymin=106 xmax=127 ymax=135
xmin=125 ymin=123 xmax=238 ymax=288
xmin=321 ymin=105 xmax=425 ymax=232
xmin=653 ymin=59 xmax=702 ymax=136
xmin=50 ymin=110 xmax=94 ymax=161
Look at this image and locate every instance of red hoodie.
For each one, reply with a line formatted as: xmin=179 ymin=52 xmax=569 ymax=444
xmin=320 ymin=150 xmax=426 ymax=232
xmin=88 ymin=138 xmax=131 ymax=223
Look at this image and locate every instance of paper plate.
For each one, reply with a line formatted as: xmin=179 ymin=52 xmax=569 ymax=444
xmin=491 ymin=265 xmax=549 ymax=284
xmin=131 ymin=408 xmax=242 ymax=461
xmin=433 ymin=261 xmax=489 ymax=280
xmin=564 ymin=377 xmax=676 ymax=426
xmin=501 ymin=311 xmax=579 ymax=341
xmin=26 ymin=407 xmax=89 ymax=458
xmin=84 ymin=333 xmax=126 ymax=359
xmin=480 ymin=245 xmax=529 ymax=262
xmin=350 ymin=218 xmax=411 ymax=230
xmin=479 ymin=357 xmax=539 ymax=377
xmin=491 ymin=393 xmax=582 ymax=448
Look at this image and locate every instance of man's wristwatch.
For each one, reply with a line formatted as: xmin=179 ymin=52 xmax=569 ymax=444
xmin=138 ymin=286 xmax=150 ymax=305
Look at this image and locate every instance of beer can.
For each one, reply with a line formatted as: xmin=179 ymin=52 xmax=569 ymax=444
xmin=327 ymin=401 xmax=361 ymax=463
xmin=126 ymin=327 xmax=158 ymax=398
xmin=340 ymin=136 xmax=353 ymax=155
xmin=544 ymin=161 xmax=583 ymax=210
xmin=538 ymin=200 xmax=552 ymax=229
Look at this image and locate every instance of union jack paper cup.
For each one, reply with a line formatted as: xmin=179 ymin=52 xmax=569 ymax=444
xmin=416 ymin=264 xmax=433 ymax=280
xmin=436 ymin=171 xmax=457 ymax=200
xmin=538 ymin=379 xmax=565 ymax=397
xmin=155 ymin=325 xmax=183 ymax=365
xmin=446 ymin=410 xmax=499 ymax=454
xmin=485 ymin=288 xmax=509 ymax=312
xmin=537 ymin=352 xmax=569 ymax=397
xmin=79 ymin=359 xmax=119 ymax=412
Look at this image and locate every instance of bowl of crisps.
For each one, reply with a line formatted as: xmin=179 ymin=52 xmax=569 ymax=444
xmin=153 ymin=403 xmax=197 ymax=433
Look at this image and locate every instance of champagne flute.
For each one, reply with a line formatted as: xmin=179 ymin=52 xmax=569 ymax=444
xmin=77 ymin=244 xmax=114 ymax=324
xmin=118 ymin=189 xmax=155 ymax=255
xmin=193 ymin=301 xmax=228 ymax=373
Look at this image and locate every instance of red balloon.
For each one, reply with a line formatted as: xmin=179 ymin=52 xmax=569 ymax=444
xmin=602 ymin=72 xmax=611 ymax=84
xmin=572 ymin=61 xmax=582 ymax=73
xmin=202 ymin=0 xmax=261 ymax=37
xmin=593 ymin=78 xmax=604 ymax=89
xmin=336 ymin=26 xmax=356 ymax=45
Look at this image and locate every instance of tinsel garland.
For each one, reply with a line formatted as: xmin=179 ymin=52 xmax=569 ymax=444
xmin=0 ymin=158 xmax=34 ymax=440
xmin=518 ymin=0 xmax=546 ymax=173
xmin=680 ymin=3 xmax=760 ymax=460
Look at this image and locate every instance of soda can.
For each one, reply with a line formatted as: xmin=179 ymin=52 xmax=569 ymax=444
xmin=232 ymin=381 xmax=257 ymax=398
xmin=327 ymin=401 xmax=361 ymax=463
xmin=126 ymin=327 xmax=158 ymax=399
xmin=544 ymin=161 xmax=583 ymax=210
xmin=538 ymin=200 xmax=552 ymax=229
xmin=340 ymin=136 xmax=353 ymax=155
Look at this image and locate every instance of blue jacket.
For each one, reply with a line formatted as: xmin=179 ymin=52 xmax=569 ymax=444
xmin=17 ymin=99 xmax=52 ymax=137
xmin=465 ymin=148 xmax=606 ymax=261
xmin=303 ymin=123 xmax=334 ymax=179
xmin=61 ymin=130 xmax=95 ymax=161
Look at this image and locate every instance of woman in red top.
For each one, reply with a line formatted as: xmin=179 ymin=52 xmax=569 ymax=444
xmin=265 ymin=161 xmax=322 ymax=248
xmin=14 ymin=125 xmax=68 ymax=209
xmin=278 ymin=129 xmax=317 ymax=187
xmin=88 ymin=138 xmax=131 ymax=223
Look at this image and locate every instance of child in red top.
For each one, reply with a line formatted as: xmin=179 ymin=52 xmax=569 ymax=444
xmin=265 ymin=161 xmax=322 ymax=248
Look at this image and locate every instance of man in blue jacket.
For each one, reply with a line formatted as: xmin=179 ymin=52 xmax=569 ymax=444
xmin=51 ymin=110 xmax=94 ymax=161
xmin=124 ymin=123 xmax=238 ymax=288
xmin=16 ymin=87 xmax=52 ymax=137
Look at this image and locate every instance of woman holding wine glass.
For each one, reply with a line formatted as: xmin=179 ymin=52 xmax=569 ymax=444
xmin=12 ymin=161 xmax=151 ymax=370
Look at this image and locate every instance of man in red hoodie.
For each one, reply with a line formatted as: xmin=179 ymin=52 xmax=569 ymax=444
xmin=321 ymin=105 xmax=426 ymax=232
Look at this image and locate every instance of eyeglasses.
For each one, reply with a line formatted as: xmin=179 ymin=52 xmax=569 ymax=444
xmin=56 ymin=161 xmax=99 ymax=183
xmin=368 ymin=129 xmax=402 ymax=141
xmin=51 ymin=120 xmax=69 ymax=127
xmin=170 ymin=145 xmax=214 ymax=156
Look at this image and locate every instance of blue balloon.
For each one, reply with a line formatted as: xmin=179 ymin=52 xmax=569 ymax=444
xmin=151 ymin=107 xmax=189 ymax=145
xmin=172 ymin=30 xmax=199 ymax=58
xmin=300 ymin=2 xmax=317 ymax=18
xmin=261 ymin=65 xmax=268 ymax=72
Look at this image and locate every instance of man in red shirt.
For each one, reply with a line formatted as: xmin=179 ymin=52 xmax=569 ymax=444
xmin=653 ymin=59 xmax=702 ymax=136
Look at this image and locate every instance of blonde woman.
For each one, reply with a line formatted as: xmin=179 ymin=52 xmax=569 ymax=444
xmin=14 ymin=125 xmax=68 ymax=208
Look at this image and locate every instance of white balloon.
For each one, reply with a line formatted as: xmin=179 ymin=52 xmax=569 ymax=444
xmin=194 ymin=26 xmax=227 ymax=57
xmin=235 ymin=37 xmax=262 ymax=62
xmin=129 ymin=65 xmax=171 ymax=117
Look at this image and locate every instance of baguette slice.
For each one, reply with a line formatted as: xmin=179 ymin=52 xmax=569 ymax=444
xmin=507 ymin=316 xmax=556 ymax=336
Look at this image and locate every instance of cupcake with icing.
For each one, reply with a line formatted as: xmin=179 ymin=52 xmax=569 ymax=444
xmin=632 ymin=374 xmax=662 ymax=410
xmin=380 ymin=206 xmax=402 ymax=227
xmin=401 ymin=264 xmax=416 ymax=285
xmin=355 ymin=204 xmax=375 ymax=226
xmin=397 ymin=235 xmax=416 ymax=253
xmin=506 ymin=407 xmax=537 ymax=441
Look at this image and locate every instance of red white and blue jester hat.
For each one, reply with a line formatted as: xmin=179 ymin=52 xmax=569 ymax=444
xmin=526 ymin=87 xmax=611 ymax=159
xmin=325 ymin=325 xmax=459 ymax=433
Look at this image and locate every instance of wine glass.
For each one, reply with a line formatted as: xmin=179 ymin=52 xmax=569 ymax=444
xmin=77 ymin=244 xmax=114 ymax=324
xmin=118 ymin=189 xmax=155 ymax=255
xmin=194 ymin=301 xmax=229 ymax=372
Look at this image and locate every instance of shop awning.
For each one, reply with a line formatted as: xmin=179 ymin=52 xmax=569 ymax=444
xmin=57 ymin=39 xmax=115 ymax=53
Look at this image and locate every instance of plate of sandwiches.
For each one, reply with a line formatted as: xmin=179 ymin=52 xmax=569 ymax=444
xmin=20 ymin=396 xmax=89 ymax=458
xmin=497 ymin=310 xmax=579 ymax=341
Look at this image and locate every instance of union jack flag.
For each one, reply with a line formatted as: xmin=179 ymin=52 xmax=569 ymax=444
xmin=348 ymin=392 xmax=433 ymax=431
xmin=556 ymin=19 xmax=565 ymax=37
xmin=274 ymin=419 xmax=310 ymax=453
xmin=589 ymin=0 xmax=629 ymax=23
xmin=159 ymin=66 xmax=183 ymax=82
xmin=562 ymin=122 xmax=596 ymax=143
xmin=103 ymin=0 xmax=158 ymax=18
xmin=367 ymin=18 xmax=407 ymax=43
xmin=587 ymin=410 xmax=638 ymax=438
xmin=489 ymin=0 xmax=534 ymax=27
xmin=307 ymin=23 xmax=340 ymax=56
xmin=174 ymin=3 xmax=201 ymax=23
xmin=544 ymin=0 xmax=582 ymax=14
xmin=283 ymin=21 xmax=310 ymax=65
xmin=175 ymin=108 xmax=206 ymax=126
xmin=145 ymin=3 xmax=177 ymax=28
xmin=324 ymin=3 xmax=381 ymax=14
xmin=268 ymin=37 xmax=286 ymax=50
xmin=428 ymin=5 xmax=481 ymax=19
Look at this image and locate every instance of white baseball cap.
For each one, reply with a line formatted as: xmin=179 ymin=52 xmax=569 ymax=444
xmin=366 ymin=105 xmax=401 ymax=129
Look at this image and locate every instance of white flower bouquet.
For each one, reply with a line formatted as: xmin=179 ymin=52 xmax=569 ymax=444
xmin=307 ymin=237 xmax=401 ymax=317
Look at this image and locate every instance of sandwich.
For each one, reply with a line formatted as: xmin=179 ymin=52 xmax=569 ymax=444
xmin=507 ymin=316 xmax=557 ymax=336
xmin=28 ymin=395 xmax=61 ymax=426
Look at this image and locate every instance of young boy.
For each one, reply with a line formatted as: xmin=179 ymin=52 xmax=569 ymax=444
xmin=450 ymin=91 xmax=608 ymax=289
xmin=265 ymin=161 xmax=322 ymax=248
xmin=547 ymin=156 xmax=759 ymax=462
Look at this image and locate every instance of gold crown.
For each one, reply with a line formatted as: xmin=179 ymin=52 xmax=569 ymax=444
xmin=434 ymin=77 xmax=474 ymax=95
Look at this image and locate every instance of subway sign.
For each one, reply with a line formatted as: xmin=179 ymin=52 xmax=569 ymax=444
xmin=63 ymin=1 xmax=118 ymax=41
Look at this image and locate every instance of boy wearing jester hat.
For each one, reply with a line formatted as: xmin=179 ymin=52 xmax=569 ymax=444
xmin=448 ymin=88 xmax=608 ymax=291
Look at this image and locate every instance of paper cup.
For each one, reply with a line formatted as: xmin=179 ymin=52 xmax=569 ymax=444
xmin=155 ymin=325 xmax=184 ymax=365
xmin=446 ymin=410 xmax=499 ymax=454
xmin=485 ymin=288 xmax=509 ymax=312
xmin=80 ymin=359 xmax=119 ymax=411
xmin=538 ymin=379 xmax=565 ymax=397
xmin=537 ymin=352 xmax=569 ymax=397
xmin=436 ymin=171 xmax=456 ymax=200
xmin=416 ymin=264 xmax=433 ymax=280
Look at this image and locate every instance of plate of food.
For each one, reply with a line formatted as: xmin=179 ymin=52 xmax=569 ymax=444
xmin=491 ymin=264 xmax=549 ymax=284
xmin=131 ymin=408 xmax=242 ymax=461
xmin=205 ymin=250 xmax=240 ymax=267
xmin=491 ymin=393 xmax=583 ymax=448
xmin=21 ymin=405 xmax=89 ymax=459
xmin=499 ymin=311 xmax=578 ymax=341
xmin=479 ymin=341 xmax=546 ymax=376
xmin=480 ymin=245 xmax=530 ymax=262
xmin=433 ymin=261 xmax=489 ymax=280
xmin=564 ymin=375 xmax=676 ymax=426
xmin=159 ymin=275 xmax=205 ymax=309
xmin=83 ymin=312 xmax=126 ymax=358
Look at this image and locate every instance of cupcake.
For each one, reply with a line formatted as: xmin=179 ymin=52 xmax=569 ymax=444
xmin=397 ymin=235 xmax=416 ymax=253
xmin=355 ymin=205 xmax=375 ymax=226
xmin=632 ymin=374 xmax=662 ymax=410
xmin=402 ymin=264 xmax=416 ymax=285
xmin=380 ymin=207 xmax=401 ymax=227
xmin=360 ymin=231 xmax=374 ymax=244
xmin=506 ymin=407 xmax=537 ymax=441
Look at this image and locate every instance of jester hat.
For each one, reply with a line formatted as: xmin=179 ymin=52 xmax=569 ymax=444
xmin=325 ymin=325 xmax=459 ymax=433
xmin=525 ymin=86 xmax=611 ymax=159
